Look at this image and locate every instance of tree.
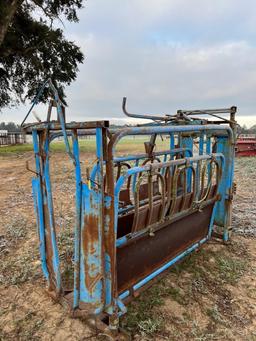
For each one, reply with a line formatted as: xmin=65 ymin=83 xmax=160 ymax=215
xmin=0 ymin=0 xmax=84 ymax=110
xmin=0 ymin=121 xmax=20 ymax=132
xmin=249 ymin=124 xmax=256 ymax=134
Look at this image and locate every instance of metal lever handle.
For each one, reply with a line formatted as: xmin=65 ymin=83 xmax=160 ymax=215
xmin=122 ymin=97 xmax=174 ymax=122
xmin=26 ymin=160 xmax=39 ymax=176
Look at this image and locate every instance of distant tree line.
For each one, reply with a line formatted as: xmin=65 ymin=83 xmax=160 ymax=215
xmin=0 ymin=122 xmax=20 ymax=132
xmin=238 ymin=124 xmax=256 ymax=135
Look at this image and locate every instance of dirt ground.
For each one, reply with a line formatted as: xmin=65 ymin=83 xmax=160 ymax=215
xmin=0 ymin=151 xmax=255 ymax=341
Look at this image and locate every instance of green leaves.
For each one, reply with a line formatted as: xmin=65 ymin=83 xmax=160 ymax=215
xmin=0 ymin=0 xmax=84 ymax=109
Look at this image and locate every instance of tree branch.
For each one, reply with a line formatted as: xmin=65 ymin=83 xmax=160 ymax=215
xmin=0 ymin=0 xmax=24 ymax=46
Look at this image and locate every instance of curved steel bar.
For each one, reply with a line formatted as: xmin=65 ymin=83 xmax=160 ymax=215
xmin=199 ymin=159 xmax=213 ymax=200
xmin=167 ymin=166 xmax=180 ymax=216
xmin=107 ymin=126 xmax=230 ymax=215
xmin=164 ymin=166 xmax=172 ymax=216
xmin=115 ymin=162 xmax=132 ymax=195
xmin=185 ymin=166 xmax=197 ymax=209
xmin=146 ymin=172 xmax=153 ymax=228
xmin=157 ymin=172 xmax=166 ymax=222
xmin=131 ymin=170 xmax=166 ymax=233
xmin=193 ymin=156 xmax=224 ymax=209
xmin=116 ymin=162 xmax=131 ymax=181
xmin=108 ymin=125 xmax=234 ymax=159
xmin=114 ymin=153 xmax=225 ymax=196
xmin=114 ymin=154 xmax=225 ymax=232
xmin=131 ymin=172 xmax=148 ymax=233
xmin=114 ymin=148 xmax=193 ymax=163
xmin=122 ymin=97 xmax=175 ymax=121
xmin=49 ymin=131 xmax=72 ymax=142
xmin=199 ymin=158 xmax=221 ymax=202
xmin=165 ymin=164 xmax=196 ymax=217
xmin=90 ymin=147 xmax=193 ymax=185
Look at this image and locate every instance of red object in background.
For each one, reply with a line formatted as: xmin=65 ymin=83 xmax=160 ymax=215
xmin=235 ymin=135 xmax=256 ymax=157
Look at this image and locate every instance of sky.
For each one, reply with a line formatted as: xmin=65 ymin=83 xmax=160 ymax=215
xmin=2 ymin=0 xmax=256 ymax=127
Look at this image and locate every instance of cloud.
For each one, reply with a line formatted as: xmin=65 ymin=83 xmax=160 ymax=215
xmin=2 ymin=0 xmax=256 ymax=127
xmin=65 ymin=34 xmax=256 ymax=123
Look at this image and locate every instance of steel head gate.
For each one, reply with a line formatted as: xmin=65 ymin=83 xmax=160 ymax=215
xmin=22 ymin=80 xmax=236 ymax=339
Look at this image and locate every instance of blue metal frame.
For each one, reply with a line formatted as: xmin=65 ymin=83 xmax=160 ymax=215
xmin=26 ymin=80 xmax=235 ymax=334
xmin=29 ymin=123 xmax=233 ymax=323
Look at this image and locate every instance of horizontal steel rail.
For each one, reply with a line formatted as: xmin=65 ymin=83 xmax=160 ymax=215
xmin=108 ymin=125 xmax=234 ymax=148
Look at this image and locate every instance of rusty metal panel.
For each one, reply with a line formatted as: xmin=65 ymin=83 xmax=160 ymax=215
xmin=117 ymin=204 xmax=214 ymax=293
xmin=236 ymin=136 xmax=256 ymax=157
xmin=79 ymin=183 xmax=104 ymax=313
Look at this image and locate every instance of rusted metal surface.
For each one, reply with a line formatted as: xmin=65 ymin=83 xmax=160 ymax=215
xmin=235 ymin=135 xmax=256 ymax=157
xmin=117 ymin=204 xmax=214 ymax=293
xmin=23 ymin=79 xmax=236 ymax=336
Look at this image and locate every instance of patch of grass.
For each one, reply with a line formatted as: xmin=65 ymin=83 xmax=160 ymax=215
xmin=0 ymin=136 xmax=170 ymax=156
xmin=137 ymin=318 xmax=163 ymax=335
xmin=191 ymin=275 xmax=209 ymax=295
xmin=164 ymin=286 xmax=185 ymax=305
xmin=58 ymin=226 xmax=74 ymax=257
xmin=0 ymin=235 xmax=10 ymax=256
xmin=0 ymin=249 xmax=40 ymax=286
xmin=120 ymin=279 xmax=187 ymax=337
xmin=171 ymin=251 xmax=200 ymax=274
xmin=190 ymin=321 xmax=218 ymax=341
xmin=120 ymin=284 xmax=165 ymax=336
xmin=215 ymin=255 xmax=246 ymax=284
xmin=235 ymin=157 xmax=256 ymax=174
xmin=171 ymin=249 xmax=211 ymax=285
xmin=5 ymin=217 xmax=28 ymax=241
xmin=190 ymin=329 xmax=220 ymax=341
xmin=57 ymin=226 xmax=74 ymax=290
xmin=206 ymin=305 xmax=223 ymax=324
xmin=0 ymin=143 xmax=33 ymax=155
xmin=1 ymin=217 xmax=28 ymax=255
xmin=172 ymin=244 xmax=247 ymax=288
xmin=10 ymin=310 xmax=44 ymax=340
xmin=226 ymin=239 xmax=250 ymax=258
